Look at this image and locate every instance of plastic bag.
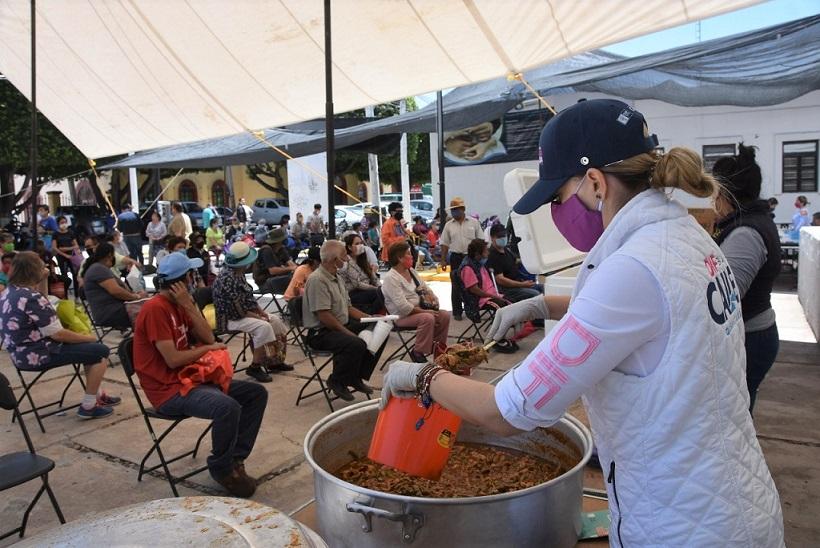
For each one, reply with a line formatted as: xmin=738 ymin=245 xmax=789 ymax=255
xmin=70 ymin=250 xmax=85 ymax=271
xmin=55 ymin=299 xmax=93 ymax=334
xmin=125 ymin=264 xmax=146 ymax=293
xmin=202 ymin=303 xmax=217 ymax=330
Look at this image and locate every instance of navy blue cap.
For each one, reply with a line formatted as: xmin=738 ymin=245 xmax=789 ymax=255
xmin=514 ymin=99 xmax=659 ymax=215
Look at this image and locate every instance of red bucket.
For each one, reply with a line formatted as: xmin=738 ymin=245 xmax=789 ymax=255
xmin=368 ymin=397 xmax=461 ymax=480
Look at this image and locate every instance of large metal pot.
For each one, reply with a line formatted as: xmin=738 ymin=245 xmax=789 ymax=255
xmin=304 ymin=400 xmax=593 ymax=548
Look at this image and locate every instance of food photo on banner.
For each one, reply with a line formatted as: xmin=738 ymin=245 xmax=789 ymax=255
xmin=443 ymin=107 xmax=553 ymax=166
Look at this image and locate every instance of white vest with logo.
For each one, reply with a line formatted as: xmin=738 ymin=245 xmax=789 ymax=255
xmin=574 ymin=190 xmax=784 ymax=547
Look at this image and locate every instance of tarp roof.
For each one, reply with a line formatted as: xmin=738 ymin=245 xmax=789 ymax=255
xmin=0 ymin=0 xmax=758 ymax=159
xmin=102 ymin=14 xmax=820 ymax=170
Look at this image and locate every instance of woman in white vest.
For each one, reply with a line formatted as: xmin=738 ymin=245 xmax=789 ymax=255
xmin=381 ymin=99 xmax=784 ymax=547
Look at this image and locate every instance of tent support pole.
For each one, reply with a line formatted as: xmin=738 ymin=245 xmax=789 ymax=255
xmin=436 ymin=90 xmax=445 ymax=232
xmin=28 ymin=0 xmax=38 ymax=248
xmin=324 ymin=0 xmax=336 ymax=239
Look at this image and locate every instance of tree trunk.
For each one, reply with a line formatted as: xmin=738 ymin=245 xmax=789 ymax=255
xmin=0 ymin=164 xmax=16 ymax=223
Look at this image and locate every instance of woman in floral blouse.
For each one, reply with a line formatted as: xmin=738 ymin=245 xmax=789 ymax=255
xmin=212 ymin=242 xmax=291 ymax=384
xmin=0 ymin=252 xmax=120 ymax=419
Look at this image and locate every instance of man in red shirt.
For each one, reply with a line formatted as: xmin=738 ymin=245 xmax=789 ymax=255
xmin=133 ymin=253 xmax=267 ymax=497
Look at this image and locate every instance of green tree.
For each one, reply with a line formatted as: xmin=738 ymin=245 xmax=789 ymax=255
xmin=0 ymin=79 xmax=91 ymax=216
xmin=336 ymin=98 xmax=430 ymax=189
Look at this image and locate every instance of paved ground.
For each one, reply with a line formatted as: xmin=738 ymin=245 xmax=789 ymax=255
xmin=1 ymin=274 xmax=818 ymax=546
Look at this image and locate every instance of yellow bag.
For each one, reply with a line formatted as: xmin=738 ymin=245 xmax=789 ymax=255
xmin=55 ymin=300 xmax=93 ymax=335
xmin=202 ymin=303 xmax=217 ymax=330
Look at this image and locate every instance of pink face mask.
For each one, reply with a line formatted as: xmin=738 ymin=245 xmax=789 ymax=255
xmin=550 ymin=177 xmax=604 ymax=252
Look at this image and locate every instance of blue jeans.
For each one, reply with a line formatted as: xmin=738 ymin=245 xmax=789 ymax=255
xmin=37 ymin=342 xmax=110 ymax=370
xmin=745 ymin=323 xmax=779 ymax=414
xmin=500 ymin=283 xmax=545 ymax=303
xmin=158 ymin=381 xmax=268 ymax=479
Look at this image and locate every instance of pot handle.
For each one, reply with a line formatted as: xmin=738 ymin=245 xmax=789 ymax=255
xmin=346 ymin=500 xmax=424 ymax=543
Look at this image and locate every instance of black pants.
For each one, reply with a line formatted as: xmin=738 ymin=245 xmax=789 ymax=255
xmin=349 ymin=288 xmax=384 ymax=315
xmin=745 ymin=322 xmax=779 ymax=414
xmin=448 ymin=252 xmax=465 ymax=316
xmin=306 ymin=320 xmax=387 ymax=385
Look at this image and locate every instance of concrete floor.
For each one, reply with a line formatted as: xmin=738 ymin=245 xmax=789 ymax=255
xmin=1 ymin=277 xmax=818 ymax=546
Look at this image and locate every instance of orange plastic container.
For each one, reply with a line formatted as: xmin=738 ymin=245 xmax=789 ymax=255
xmin=368 ymin=397 xmax=462 ymax=480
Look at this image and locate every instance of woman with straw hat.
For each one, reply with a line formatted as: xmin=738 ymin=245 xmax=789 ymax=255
xmin=213 ymin=241 xmax=292 ymax=384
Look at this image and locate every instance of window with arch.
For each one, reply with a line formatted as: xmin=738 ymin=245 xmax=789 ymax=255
xmin=212 ymin=180 xmax=227 ymax=207
xmin=178 ymin=179 xmax=198 ymax=202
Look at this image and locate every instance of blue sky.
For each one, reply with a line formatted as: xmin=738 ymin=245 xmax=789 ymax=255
xmin=416 ymin=0 xmax=819 ymax=107
xmin=603 ymin=0 xmax=820 ymax=57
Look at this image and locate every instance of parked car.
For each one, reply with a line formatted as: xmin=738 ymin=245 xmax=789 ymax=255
xmin=213 ymin=206 xmax=233 ymax=226
xmin=55 ymin=205 xmax=108 ymax=242
xmin=252 ymin=198 xmax=289 ymax=225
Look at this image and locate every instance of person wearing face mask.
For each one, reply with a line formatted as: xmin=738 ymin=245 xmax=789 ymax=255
xmin=253 ymin=228 xmax=297 ymax=295
xmin=486 ymin=224 xmax=544 ymax=303
xmin=213 ymin=242 xmax=292 ymax=383
xmin=338 ymin=233 xmax=383 ymax=314
xmin=0 ymin=251 xmax=120 ymax=419
xmin=133 ymin=252 xmax=268 ymax=497
xmin=302 ymin=240 xmax=388 ymax=401
xmin=187 ymin=234 xmax=212 ymax=287
xmin=80 ymin=242 xmax=147 ymax=329
xmin=380 ymin=99 xmax=784 ymax=547
xmin=440 ymin=197 xmax=484 ymax=320
xmin=712 ymin=144 xmax=781 ymax=414
xmin=382 ymin=241 xmax=450 ymax=363
xmin=51 ymin=215 xmax=80 ymax=294
xmin=380 ymin=202 xmax=412 ymax=262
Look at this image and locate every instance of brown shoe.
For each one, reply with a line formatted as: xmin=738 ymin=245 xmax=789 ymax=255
xmin=214 ymin=466 xmax=256 ymax=498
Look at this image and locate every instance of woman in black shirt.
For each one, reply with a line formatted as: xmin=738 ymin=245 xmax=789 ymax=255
xmin=51 ymin=215 xmax=80 ymax=294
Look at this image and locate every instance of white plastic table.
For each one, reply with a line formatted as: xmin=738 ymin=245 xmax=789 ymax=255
xmin=16 ymin=496 xmax=327 ymax=547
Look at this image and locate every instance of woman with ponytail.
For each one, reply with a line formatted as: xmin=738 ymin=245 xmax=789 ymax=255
xmin=380 ymin=100 xmax=784 ymax=546
xmin=712 ymin=144 xmax=781 ymax=414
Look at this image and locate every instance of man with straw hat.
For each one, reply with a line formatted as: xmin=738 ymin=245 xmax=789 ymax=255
xmin=214 ymin=241 xmax=292 ymax=383
xmin=440 ymin=197 xmax=484 ymax=320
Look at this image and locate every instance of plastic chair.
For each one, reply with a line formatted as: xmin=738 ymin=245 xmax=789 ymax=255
xmin=0 ymin=372 xmax=65 ymax=540
xmin=117 ymin=338 xmax=211 ymax=497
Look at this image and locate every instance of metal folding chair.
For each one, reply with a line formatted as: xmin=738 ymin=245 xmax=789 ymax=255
xmin=379 ymin=326 xmax=418 ymax=371
xmin=117 ymin=338 xmax=211 ymax=497
xmin=456 ymin=305 xmax=496 ymax=344
xmin=288 ymin=297 xmax=341 ymax=413
xmin=0 ymin=372 xmax=65 ymax=540
xmin=12 ymin=364 xmax=86 ymax=433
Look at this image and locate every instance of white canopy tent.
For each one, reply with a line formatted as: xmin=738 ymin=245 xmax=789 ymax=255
xmin=0 ymin=0 xmax=759 ymax=160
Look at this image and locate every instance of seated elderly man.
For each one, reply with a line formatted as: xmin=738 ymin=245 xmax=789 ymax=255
xmin=303 ymin=240 xmax=386 ymax=401
xmin=253 ymin=228 xmax=297 ymax=295
xmin=213 ymin=241 xmax=292 ymax=384
xmin=133 ymin=252 xmax=268 ymax=497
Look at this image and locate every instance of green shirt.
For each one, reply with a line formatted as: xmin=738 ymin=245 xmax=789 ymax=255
xmin=302 ymin=265 xmax=351 ymax=329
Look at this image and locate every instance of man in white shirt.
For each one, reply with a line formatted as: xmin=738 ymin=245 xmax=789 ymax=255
xmin=439 ymin=197 xmax=484 ymax=320
xmin=306 ymin=203 xmax=326 ymax=246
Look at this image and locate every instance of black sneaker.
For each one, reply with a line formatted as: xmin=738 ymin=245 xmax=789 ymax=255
xmin=453 ymin=314 xmax=463 ymax=321
xmin=350 ymin=379 xmax=374 ymax=395
xmin=327 ymin=377 xmax=355 ymax=401
xmin=246 ymin=364 xmax=272 ymax=383
xmin=265 ymin=361 xmax=294 ymax=372
xmin=409 ymin=350 xmax=428 ymax=364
